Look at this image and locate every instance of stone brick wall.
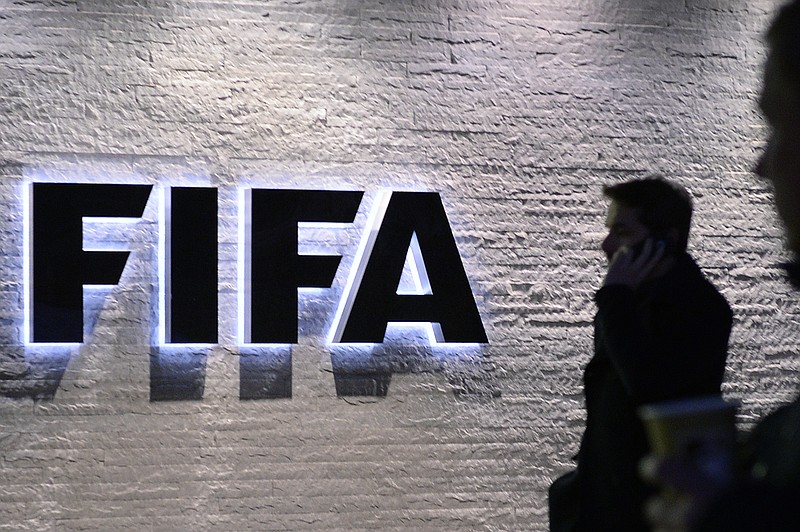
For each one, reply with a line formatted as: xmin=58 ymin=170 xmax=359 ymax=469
xmin=0 ymin=0 xmax=796 ymax=530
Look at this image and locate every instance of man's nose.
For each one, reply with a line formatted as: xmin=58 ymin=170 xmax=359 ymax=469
xmin=601 ymin=234 xmax=614 ymax=255
xmin=754 ymin=140 xmax=774 ymax=181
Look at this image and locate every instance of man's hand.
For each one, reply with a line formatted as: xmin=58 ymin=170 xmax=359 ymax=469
xmin=639 ymin=453 xmax=730 ymax=532
xmin=603 ymin=238 xmax=667 ymax=288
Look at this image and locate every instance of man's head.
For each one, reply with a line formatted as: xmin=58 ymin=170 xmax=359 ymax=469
xmin=601 ymin=177 xmax=692 ymax=261
xmin=756 ymin=0 xmax=800 ymax=262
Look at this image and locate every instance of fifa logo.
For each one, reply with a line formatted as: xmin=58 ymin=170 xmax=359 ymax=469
xmin=28 ymin=184 xmax=488 ymax=347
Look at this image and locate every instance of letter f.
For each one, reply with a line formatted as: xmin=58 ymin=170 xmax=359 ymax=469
xmin=30 ymin=183 xmax=153 ymax=343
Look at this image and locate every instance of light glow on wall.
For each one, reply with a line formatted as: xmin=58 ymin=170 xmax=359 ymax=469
xmin=396 ymin=232 xmax=432 ymax=295
xmin=159 ymin=186 xmax=169 ymax=346
xmin=238 ymin=186 xmax=250 ymax=345
xmin=22 ymin=182 xmax=32 ymax=345
xmin=383 ymin=232 xmax=442 ymax=344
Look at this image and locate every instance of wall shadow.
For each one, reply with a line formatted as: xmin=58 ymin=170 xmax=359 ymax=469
xmin=329 ymin=333 xmax=487 ymax=398
xmin=0 ymin=347 xmax=72 ymax=400
xmin=239 ymin=347 xmax=292 ymax=400
xmin=149 ymin=346 xmax=209 ymax=401
xmin=330 ymin=345 xmax=393 ymax=397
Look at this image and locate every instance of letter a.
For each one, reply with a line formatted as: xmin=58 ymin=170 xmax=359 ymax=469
xmin=334 ymin=191 xmax=487 ymax=344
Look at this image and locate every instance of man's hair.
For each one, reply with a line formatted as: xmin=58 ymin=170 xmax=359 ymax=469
xmin=767 ymin=0 xmax=800 ymax=91
xmin=603 ymin=177 xmax=693 ymax=252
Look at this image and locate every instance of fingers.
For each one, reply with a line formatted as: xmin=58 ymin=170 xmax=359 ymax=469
xmin=613 ymin=239 xmax=664 ymax=268
xmin=640 ymin=455 xmax=705 ymax=495
xmin=641 ymin=453 xmax=730 ymax=497
xmin=644 ymin=493 xmax=692 ymax=532
xmin=604 ymin=238 xmax=666 ymax=288
xmin=639 ymin=453 xmax=731 ymax=532
xmin=641 ymin=456 xmax=697 ymax=532
xmin=631 ymin=239 xmax=665 ymax=270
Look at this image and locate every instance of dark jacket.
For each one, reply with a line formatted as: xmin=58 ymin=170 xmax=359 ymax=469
xmin=576 ymin=252 xmax=733 ymax=531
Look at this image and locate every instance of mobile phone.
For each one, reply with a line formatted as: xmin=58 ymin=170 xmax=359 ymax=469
xmin=630 ymin=237 xmax=673 ymax=260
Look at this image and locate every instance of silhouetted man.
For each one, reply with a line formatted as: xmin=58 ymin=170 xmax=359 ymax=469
xmin=550 ymin=177 xmax=732 ymax=531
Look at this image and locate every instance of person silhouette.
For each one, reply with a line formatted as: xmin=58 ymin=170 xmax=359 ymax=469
xmin=642 ymin=2 xmax=800 ymax=530
xmin=550 ymin=177 xmax=732 ymax=531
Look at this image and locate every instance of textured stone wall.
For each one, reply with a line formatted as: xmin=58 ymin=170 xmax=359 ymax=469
xmin=0 ymin=0 xmax=796 ymax=530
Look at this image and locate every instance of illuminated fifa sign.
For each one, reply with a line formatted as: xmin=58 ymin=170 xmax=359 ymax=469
xmin=27 ymin=183 xmax=488 ymax=346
